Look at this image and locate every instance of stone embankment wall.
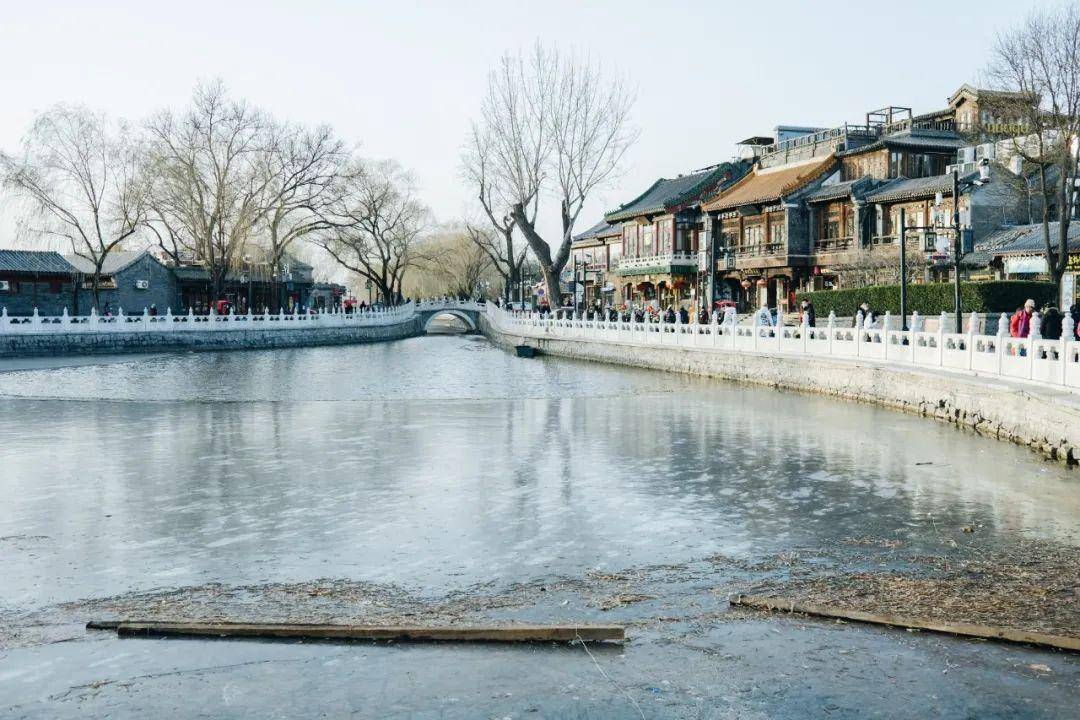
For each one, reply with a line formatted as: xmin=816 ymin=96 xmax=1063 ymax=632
xmin=482 ymin=315 xmax=1080 ymax=465
xmin=1 ymin=317 xmax=423 ymax=358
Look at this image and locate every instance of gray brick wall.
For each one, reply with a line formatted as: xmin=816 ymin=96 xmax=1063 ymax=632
xmin=0 ymin=278 xmax=78 ymax=317
xmin=76 ymin=255 xmax=179 ymax=314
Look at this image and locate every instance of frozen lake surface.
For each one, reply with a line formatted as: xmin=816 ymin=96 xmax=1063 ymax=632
xmin=0 ymin=334 xmax=1077 ymax=718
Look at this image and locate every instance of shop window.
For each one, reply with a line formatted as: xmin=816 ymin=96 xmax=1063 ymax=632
xmin=824 ymin=205 xmax=841 ymax=239
xmin=658 ymin=221 xmax=673 ymax=254
xmin=770 ymin=222 xmax=786 ymax=246
xmin=888 ymin=152 xmax=902 ymax=178
xmin=641 ymin=225 xmax=655 ymax=256
xmin=743 ymin=223 xmax=763 ymax=247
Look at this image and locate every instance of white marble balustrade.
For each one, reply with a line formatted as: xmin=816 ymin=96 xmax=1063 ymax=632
xmin=487 ymin=304 xmax=1080 ymax=391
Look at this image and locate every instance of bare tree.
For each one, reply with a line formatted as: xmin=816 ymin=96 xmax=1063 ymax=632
xmin=315 ymin=158 xmax=428 ymax=304
xmin=144 ymin=81 xmax=272 ymax=302
xmin=985 ymin=2 xmax=1080 ymax=296
xmin=476 ymin=45 xmax=637 ymax=305
xmin=259 ymin=122 xmax=347 ymax=310
xmin=1 ymin=105 xmax=150 ymax=310
xmin=461 ymin=124 xmax=531 ymax=303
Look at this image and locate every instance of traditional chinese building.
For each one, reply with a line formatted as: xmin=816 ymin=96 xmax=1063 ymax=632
xmin=568 ymin=220 xmax=622 ymax=308
xmin=0 ymin=250 xmax=79 ymax=316
xmin=701 ymin=154 xmax=838 ymax=312
xmin=605 ymin=161 xmax=748 ymax=309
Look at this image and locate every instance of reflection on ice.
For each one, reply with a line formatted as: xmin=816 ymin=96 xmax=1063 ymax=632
xmin=0 ymin=335 xmax=1076 ymax=612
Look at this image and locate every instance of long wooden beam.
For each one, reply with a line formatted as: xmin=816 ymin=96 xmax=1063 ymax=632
xmin=87 ymin=621 xmax=625 ymax=643
xmin=730 ymin=594 xmax=1080 ymax=652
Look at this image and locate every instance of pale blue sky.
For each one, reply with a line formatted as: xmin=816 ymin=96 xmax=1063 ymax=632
xmin=0 ymin=0 xmax=1058 ymax=244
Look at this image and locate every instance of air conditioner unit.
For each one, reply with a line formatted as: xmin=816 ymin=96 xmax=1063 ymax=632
xmin=957 ymin=147 xmax=976 ymax=164
xmin=975 ymin=143 xmax=996 ymax=161
xmin=134 ymin=279 xmax=149 ymax=290
xmin=0 ymin=280 xmax=9 ymax=292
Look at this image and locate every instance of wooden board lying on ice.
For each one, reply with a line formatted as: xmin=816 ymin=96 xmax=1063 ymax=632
xmin=87 ymin=621 xmax=625 ymax=643
xmin=730 ymin=594 xmax=1080 ymax=652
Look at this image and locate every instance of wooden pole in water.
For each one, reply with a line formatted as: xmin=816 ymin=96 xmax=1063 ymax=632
xmin=730 ymin=594 xmax=1080 ymax=652
xmin=87 ymin=621 xmax=625 ymax=643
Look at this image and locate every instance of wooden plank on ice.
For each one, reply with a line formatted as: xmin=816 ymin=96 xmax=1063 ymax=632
xmin=89 ymin=621 xmax=625 ymax=643
xmin=730 ymin=594 xmax=1080 ymax=652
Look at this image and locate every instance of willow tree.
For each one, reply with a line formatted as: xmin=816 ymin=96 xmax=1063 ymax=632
xmin=315 ymin=159 xmax=428 ymax=304
xmin=1 ymin=105 xmax=150 ymax=310
xmin=473 ymin=45 xmax=636 ymax=304
xmin=985 ymin=2 xmax=1080 ymax=296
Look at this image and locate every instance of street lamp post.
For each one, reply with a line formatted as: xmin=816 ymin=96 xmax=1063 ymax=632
xmin=899 ymin=209 xmax=908 ymax=331
xmin=897 ymin=158 xmax=990 ymax=333
xmin=949 ymin=159 xmax=992 ymax=333
xmin=951 ymin=169 xmax=963 ymax=334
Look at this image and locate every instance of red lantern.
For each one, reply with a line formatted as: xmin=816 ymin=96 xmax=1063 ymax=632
xmin=756 ymin=278 xmax=768 ymax=288
xmin=740 ymin=280 xmax=752 ymax=290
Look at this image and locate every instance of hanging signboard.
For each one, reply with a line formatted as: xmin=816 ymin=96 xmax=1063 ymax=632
xmin=1004 ymin=256 xmax=1049 ymax=275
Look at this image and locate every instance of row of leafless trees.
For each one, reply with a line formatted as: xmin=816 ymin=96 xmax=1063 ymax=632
xmin=0 ymin=81 xmax=427 ymax=309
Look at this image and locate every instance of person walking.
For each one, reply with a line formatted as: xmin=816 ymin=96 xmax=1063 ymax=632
xmin=678 ymin=306 xmax=689 ymax=325
xmin=1009 ymin=299 xmax=1035 ymax=338
xmin=800 ymin=299 xmax=816 ymax=328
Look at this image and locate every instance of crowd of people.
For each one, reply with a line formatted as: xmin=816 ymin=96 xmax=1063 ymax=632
xmin=1009 ymin=299 xmax=1080 ymax=340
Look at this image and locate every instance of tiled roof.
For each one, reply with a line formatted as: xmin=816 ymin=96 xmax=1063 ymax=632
xmin=981 ymin=222 xmax=1080 ymax=257
xmin=701 ymin=155 xmax=836 ymax=212
xmin=804 ymin=177 xmax=879 ymax=203
xmin=605 ymin=162 xmax=746 ymax=223
xmin=573 ymin=219 xmax=621 ymax=243
xmin=0 ymin=249 xmax=79 ymax=275
xmin=864 ymin=171 xmax=979 ymax=204
xmin=839 ymin=131 xmax=966 ymax=157
xmin=63 ymin=250 xmax=154 ymax=275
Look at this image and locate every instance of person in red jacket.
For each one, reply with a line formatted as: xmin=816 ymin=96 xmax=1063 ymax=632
xmin=1009 ymin=299 xmax=1035 ymax=338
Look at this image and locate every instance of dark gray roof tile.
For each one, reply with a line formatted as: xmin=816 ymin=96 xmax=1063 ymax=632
xmin=605 ymin=162 xmax=747 ymax=223
xmin=0 ymin=249 xmax=79 ymax=275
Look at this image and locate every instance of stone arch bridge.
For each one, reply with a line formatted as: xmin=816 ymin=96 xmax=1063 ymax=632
xmin=415 ymin=299 xmax=484 ymax=333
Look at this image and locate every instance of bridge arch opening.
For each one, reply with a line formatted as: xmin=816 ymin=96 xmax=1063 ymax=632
xmin=422 ymin=310 xmax=478 ymax=334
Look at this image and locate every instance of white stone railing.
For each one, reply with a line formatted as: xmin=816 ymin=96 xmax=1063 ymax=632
xmin=487 ymin=304 xmax=1080 ymax=392
xmin=0 ymin=302 xmax=417 ymax=335
xmin=415 ymin=298 xmax=485 ymax=312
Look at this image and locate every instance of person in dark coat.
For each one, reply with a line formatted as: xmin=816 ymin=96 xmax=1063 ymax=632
xmin=800 ymin=299 xmax=816 ymax=327
xmin=678 ymin=306 xmax=690 ymax=324
xmin=1041 ymin=305 xmax=1063 ymax=340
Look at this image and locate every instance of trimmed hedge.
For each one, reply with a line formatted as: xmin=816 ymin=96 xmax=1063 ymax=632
xmin=795 ymin=281 xmax=1056 ymax=317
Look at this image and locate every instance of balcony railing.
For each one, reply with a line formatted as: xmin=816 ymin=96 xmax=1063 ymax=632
xmin=734 ymin=243 xmax=783 ymax=258
xmin=814 ymin=237 xmax=855 ymax=253
xmin=616 ymin=252 xmax=699 ymax=273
